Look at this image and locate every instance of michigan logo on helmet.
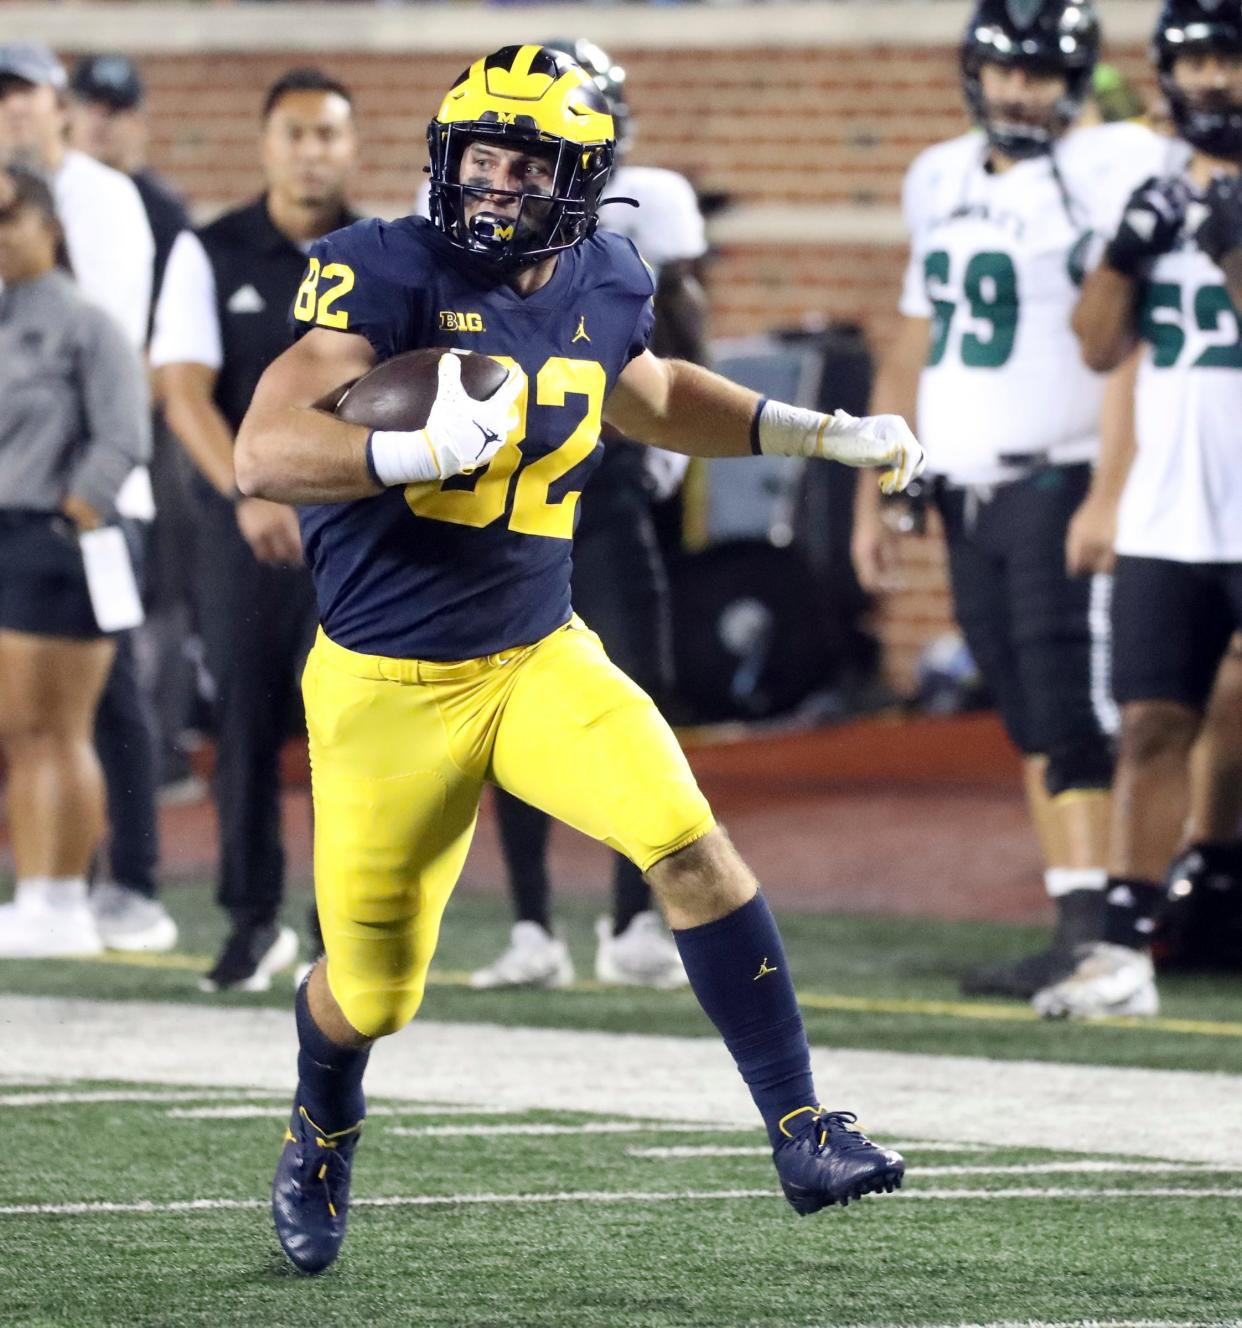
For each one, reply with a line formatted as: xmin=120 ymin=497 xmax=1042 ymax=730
xmin=1154 ymin=0 xmax=1242 ymax=159
xmin=961 ymin=0 xmax=1100 ymax=159
xmin=426 ymin=44 xmax=616 ymax=268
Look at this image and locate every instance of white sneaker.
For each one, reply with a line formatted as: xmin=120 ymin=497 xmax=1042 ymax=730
xmin=595 ymin=911 xmax=688 ymax=990
xmin=0 ymin=881 xmax=104 ymax=959
xmin=470 ymin=921 xmax=575 ymax=990
xmin=1032 ymin=942 xmax=1158 ymax=1019
xmin=91 ymin=882 xmax=178 ymax=953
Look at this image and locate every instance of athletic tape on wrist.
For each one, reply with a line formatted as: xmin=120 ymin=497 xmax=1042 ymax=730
xmin=368 ymin=428 xmax=441 ymax=486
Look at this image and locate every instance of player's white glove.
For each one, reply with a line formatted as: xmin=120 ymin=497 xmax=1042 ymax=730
xmin=756 ymin=400 xmax=926 ymax=495
xmin=367 ymin=352 xmax=524 ymax=487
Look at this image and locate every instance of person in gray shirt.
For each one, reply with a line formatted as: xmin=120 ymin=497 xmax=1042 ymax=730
xmin=0 ymin=164 xmax=151 ymax=959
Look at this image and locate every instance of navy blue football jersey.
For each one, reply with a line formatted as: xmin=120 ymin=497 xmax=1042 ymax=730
xmin=291 ymin=216 xmax=655 ymax=660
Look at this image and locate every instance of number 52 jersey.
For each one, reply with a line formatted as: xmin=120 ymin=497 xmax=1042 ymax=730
xmin=900 ymin=121 xmax=1167 ymax=486
xmin=289 ymin=216 xmax=655 ymax=661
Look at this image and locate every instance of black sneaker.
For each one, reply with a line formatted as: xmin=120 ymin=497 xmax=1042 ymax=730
xmin=959 ymin=945 xmax=1077 ymax=998
xmin=198 ymin=922 xmax=298 ymax=993
xmin=960 ymin=887 xmax=1105 ymax=999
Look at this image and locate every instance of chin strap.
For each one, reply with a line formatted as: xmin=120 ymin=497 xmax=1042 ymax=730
xmin=598 ymin=195 xmax=639 ymax=209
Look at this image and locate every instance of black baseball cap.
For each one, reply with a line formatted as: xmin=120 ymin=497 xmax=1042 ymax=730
xmin=70 ymin=53 xmax=144 ymax=110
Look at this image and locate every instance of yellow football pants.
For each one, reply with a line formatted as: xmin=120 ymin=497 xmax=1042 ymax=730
xmin=303 ymin=619 xmax=715 ymax=1039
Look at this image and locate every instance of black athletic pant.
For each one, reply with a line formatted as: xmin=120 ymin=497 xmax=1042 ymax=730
xmin=95 ymin=522 xmax=160 ymax=898
xmin=196 ymin=488 xmax=318 ymax=928
xmin=935 ymin=463 xmax=1113 ymax=790
xmin=493 ymin=475 xmax=674 ymax=934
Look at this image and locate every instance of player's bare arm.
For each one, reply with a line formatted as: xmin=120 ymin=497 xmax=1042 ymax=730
xmin=234 ymin=325 xmax=378 ymax=503
xmin=1065 ymin=348 xmax=1140 ymax=577
xmin=1073 ymin=175 xmax=1193 ymax=372
xmin=605 ymin=348 xmax=926 ymax=493
xmin=1072 ymin=266 xmax=1141 ymax=373
xmin=851 ymin=314 xmax=931 ymax=592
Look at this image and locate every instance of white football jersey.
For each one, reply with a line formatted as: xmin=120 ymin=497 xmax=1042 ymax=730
xmin=1120 ymin=161 xmax=1242 ymax=563
xmin=598 ymin=163 xmax=707 ymax=272
xmin=900 ymin=122 xmax=1167 ymax=485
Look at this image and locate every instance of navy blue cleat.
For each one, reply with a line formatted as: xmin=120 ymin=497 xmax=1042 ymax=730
xmin=271 ymin=1101 xmax=363 ymax=1273
xmin=773 ymin=1108 xmax=905 ymax=1214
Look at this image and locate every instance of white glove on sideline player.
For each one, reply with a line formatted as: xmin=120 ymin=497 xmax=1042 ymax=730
xmin=367 ymin=353 xmax=524 ymax=487
xmin=756 ymin=399 xmax=926 ymax=495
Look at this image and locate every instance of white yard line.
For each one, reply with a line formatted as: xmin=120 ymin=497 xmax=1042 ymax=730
xmin=626 ymin=1145 xmax=993 ymax=1159
xmin=626 ymin=1151 xmax=1237 ymax=1174
xmin=2 ymin=1186 xmax=1241 ymax=1219
xmin=4 ymin=994 xmax=1242 ymax=1164
xmin=826 ymin=1322 xmax=1222 ymax=1328
xmin=165 ymin=1104 xmax=474 ymax=1120
xmin=0 ymin=1088 xmax=286 ymax=1108
xmin=388 ymin=1121 xmax=753 ymax=1138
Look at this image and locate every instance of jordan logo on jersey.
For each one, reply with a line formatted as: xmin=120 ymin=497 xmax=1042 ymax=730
xmin=572 ymin=314 xmax=591 ymax=344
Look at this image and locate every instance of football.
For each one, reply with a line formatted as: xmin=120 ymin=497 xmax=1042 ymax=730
xmin=328 ymin=348 xmax=510 ymax=431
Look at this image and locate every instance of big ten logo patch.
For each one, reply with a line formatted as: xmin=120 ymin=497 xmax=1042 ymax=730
xmin=439 ymin=311 xmax=486 ymax=333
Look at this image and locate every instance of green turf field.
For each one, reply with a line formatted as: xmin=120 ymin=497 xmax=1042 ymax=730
xmin=4 ymin=1088 xmax=1241 ymax=1327
xmin=3 ymin=881 xmax=1242 ymax=1326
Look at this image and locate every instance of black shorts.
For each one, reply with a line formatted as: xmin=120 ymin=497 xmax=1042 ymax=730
xmin=1112 ymin=555 xmax=1242 ymax=709
xmin=935 ymin=463 xmax=1111 ymax=757
xmin=0 ymin=509 xmax=103 ymax=640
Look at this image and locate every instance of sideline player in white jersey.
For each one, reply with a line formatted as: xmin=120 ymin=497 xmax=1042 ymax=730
xmin=1040 ymin=0 xmax=1242 ymax=1016
xmin=852 ymin=0 xmax=1166 ymax=1002
xmin=415 ymin=40 xmax=713 ymax=990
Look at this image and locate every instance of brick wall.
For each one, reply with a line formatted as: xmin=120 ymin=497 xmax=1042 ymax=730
xmin=85 ymin=38 xmax=1154 ymax=692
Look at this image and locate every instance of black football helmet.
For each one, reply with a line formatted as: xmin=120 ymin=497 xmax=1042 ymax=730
xmin=542 ymin=38 xmax=633 ymax=159
xmin=426 ymin=44 xmax=615 ymax=269
xmin=1152 ymin=841 xmax=1242 ymax=972
xmin=1155 ymin=0 xmax=1242 ymax=158
xmin=961 ymin=0 xmax=1101 ymax=159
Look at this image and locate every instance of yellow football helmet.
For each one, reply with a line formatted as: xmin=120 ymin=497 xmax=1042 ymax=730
xmin=426 ymin=44 xmax=616 ymax=267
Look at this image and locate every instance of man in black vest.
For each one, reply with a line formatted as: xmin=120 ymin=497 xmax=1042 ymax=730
xmin=151 ymin=68 xmax=359 ymax=990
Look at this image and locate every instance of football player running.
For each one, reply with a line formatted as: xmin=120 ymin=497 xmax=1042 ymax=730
xmin=1040 ymin=0 xmax=1242 ymax=1017
xmin=852 ymin=0 xmax=1165 ymax=1005
xmin=234 ymin=46 xmax=922 ymax=1274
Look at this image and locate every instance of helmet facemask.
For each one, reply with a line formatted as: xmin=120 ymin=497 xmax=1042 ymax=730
xmin=427 ymin=122 xmax=613 ymax=269
xmin=426 ymin=45 xmax=616 ymax=270
xmin=1156 ymin=5 xmax=1242 ymax=160
xmin=964 ymin=55 xmax=1091 ymax=158
xmin=960 ymin=0 xmax=1100 ymax=159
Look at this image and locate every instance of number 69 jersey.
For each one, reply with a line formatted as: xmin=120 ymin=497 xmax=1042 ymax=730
xmin=900 ymin=121 xmax=1165 ymax=486
xmin=290 ymin=215 xmax=655 ymax=661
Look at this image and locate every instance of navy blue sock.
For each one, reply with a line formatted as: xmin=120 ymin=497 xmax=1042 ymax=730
xmin=673 ymin=893 xmax=817 ymax=1148
xmin=294 ymin=980 xmax=371 ymax=1134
